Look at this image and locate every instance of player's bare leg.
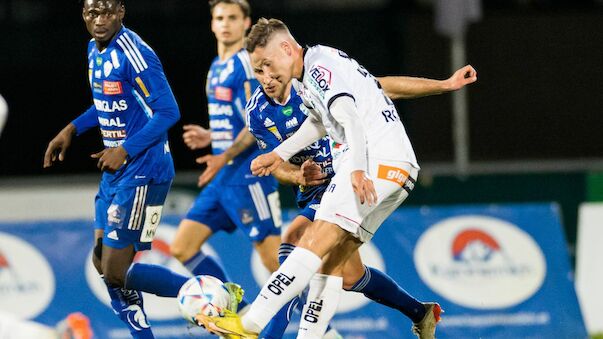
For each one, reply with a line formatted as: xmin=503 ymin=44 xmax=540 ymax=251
xmin=253 ymin=235 xmax=281 ymax=273
xmin=170 ymin=219 xmax=213 ymax=264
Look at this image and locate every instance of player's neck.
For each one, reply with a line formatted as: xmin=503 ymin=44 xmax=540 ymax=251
xmin=292 ymin=50 xmax=304 ymax=80
xmin=275 ymin=84 xmax=293 ymax=105
xmin=217 ymin=40 xmax=244 ymax=61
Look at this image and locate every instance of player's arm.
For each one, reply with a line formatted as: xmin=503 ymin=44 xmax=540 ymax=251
xmin=43 ymin=104 xmax=98 ymax=168
xmin=272 ymin=160 xmax=327 ymax=187
xmin=251 ymin=114 xmax=327 ymax=177
xmin=94 ymin=49 xmax=180 ymax=172
xmin=377 ymin=64 xmax=477 ymax=100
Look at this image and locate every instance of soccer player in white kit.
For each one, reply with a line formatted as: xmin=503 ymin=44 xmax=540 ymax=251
xmin=197 ymin=18 xmax=477 ymax=339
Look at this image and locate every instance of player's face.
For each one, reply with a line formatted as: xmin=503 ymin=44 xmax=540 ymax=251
xmin=82 ymin=0 xmax=124 ymax=45
xmin=251 ymin=40 xmax=294 ymax=100
xmin=211 ymin=3 xmax=250 ymax=46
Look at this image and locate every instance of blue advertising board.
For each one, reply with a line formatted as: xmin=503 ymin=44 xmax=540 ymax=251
xmin=0 ymin=204 xmax=587 ymax=338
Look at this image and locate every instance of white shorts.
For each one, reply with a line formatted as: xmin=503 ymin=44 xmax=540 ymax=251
xmin=315 ymin=154 xmax=418 ymax=242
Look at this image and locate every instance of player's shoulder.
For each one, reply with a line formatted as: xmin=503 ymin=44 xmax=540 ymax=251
xmin=305 ymin=45 xmax=344 ymax=64
xmin=245 ymin=86 xmax=267 ymax=118
xmin=234 ymin=49 xmax=254 ymax=80
xmin=112 ymin=27 xmax=158 ymax=72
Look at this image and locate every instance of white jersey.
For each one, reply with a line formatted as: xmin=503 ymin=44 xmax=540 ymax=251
xmin=292 ymin=45 xmax=419 ymax=169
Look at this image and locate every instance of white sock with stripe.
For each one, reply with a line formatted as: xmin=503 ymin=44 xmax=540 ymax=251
xmin=241 ymin=247 xmax=322 ymax=333
xmin=297 ymin=274 xmax=343 ymax=338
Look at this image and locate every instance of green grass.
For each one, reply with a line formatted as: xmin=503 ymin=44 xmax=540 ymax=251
xmin=591 ymin=333 xmax=603 ymax=339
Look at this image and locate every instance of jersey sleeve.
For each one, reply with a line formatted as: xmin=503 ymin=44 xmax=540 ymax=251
xmin=71 ymin=104 xmax=98 ymax=136
xmin=247 ymin=107 xmax=280 ymax=153
xmin=118 ymin=35 xmax=180 ymax=157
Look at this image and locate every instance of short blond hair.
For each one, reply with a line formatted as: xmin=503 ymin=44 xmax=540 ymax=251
xmin=245 ymin=18 xmax=290 ymax=53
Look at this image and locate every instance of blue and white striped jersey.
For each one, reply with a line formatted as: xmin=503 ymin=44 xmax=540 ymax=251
xmin=247 ymin=86 xmax=335 ymax=208
xmin=205 ymin=49 xmax=269 ymax=186
xmin=72 ymin=26 xmax=180 ymax=187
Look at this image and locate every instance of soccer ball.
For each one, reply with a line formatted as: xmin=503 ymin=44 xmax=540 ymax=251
xmin=177 ymin=275 xmax=231 ymax=325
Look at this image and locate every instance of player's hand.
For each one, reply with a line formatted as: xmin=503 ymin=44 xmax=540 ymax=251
xmin=251 ymin=152 xmax=283 ymax=177
xmin=351 ymin=170 xmax=378 ymax=206
xmin=183 ymin=124 xmax=211 ymax=150
xmin=43 ymin=124 xmax=76 ymax=168
xmin=196 ymin=153 xmax=228 ymax=187
xmin=299 ymin=159 xmax=327 ymax=186
xmin=90 ymin=146 xmax=128 ymax=172
xmin=446 ymin=65 xmax=477 ymax=91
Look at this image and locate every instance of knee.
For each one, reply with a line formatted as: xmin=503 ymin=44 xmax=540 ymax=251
xmin=103 ymin=268 xmax=127 ymax=288
xmin=169 ymin=242 xmax=192 ymax=263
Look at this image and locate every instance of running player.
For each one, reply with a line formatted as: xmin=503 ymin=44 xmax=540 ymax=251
xmin=247 ymin=63 xmax=477 ymax=337
xmin=169 ymin=0 xmax=282 ymax=319
xmin=197 ymin=18 xmax=477 ymax=339
xmin=44 ymin=1 xmax=189 ymax=338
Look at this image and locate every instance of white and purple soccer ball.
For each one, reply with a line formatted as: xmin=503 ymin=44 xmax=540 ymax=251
xmin=177 ymin=275 xmax=231 ymax=325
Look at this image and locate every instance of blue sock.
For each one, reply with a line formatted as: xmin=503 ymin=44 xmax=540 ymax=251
xmin=183 ymin=251 xmax=248 ymax=310
xmin=261 ymin=243 xmax=298 ymax=339
xmin=104 ymin=277 xmax=154 ymax=339
xmin=125 ymin=263 xmax=189 ymax=297
xmin=349 ymin=266 xmax=425 ymax=323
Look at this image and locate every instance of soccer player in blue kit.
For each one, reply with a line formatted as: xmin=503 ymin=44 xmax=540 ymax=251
xmin=44 ymin=1 xmax=189 ymax=338
xmin=246 ymin=61 xmax=478 ymax=338
xmin=169 ymin=0 xmax=282 ymax=317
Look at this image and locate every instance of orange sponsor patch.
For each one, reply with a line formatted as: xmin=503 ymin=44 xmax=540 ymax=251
xmin=103 ymin=81 xmax=123 ymax=95
xmin=377 ymin=165 xmax=409 ymax=187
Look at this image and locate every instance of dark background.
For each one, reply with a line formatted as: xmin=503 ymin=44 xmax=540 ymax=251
xmin=0 ymin=0 xmax=602 ymax=176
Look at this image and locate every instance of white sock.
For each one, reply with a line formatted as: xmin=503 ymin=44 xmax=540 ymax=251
xmin=297 ymin=274 xmax=343 ymax=339
xmin=242 ymin=247 xmax=322 ymax=333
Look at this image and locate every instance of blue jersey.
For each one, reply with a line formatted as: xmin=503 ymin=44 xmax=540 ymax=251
xmin=72 ymin=26 xmax=180 ymax=187
xmin=206 ymin=50 xmax=267 ymax=186
xmin=247 ymin=86 xmax=335 ymax=208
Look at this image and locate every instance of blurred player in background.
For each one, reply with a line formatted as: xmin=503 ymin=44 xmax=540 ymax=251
xmin=197 ymin=18 xmax=477 ymax=339
xmin=168 ymin=0 xmax=283 ymax=324
xmin=247 ymin=54 xmax=477 ymax=337
xmin=43 ymin=1 xmax=189 ymax=337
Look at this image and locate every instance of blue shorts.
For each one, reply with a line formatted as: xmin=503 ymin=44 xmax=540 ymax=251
xmin=299 ymin=196 xmax=322 ymax=221
xmin=95 ymin=180 xmax=171 ymax=251
xmin=185 ymin=180 xmax=281 ymax=242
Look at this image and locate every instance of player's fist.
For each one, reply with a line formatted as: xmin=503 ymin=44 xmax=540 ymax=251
xmin=299 ymin=159 xmax=327 ymax=186
xmin=91 ymin=146 xmax=128 ymax=172
xmin=447 ymin=65 xmax=477 ymax=91
xmin=183 ymin=124 xmax=211 ymax=150
xmin=251 ymin=152 xmax=283 ymax=177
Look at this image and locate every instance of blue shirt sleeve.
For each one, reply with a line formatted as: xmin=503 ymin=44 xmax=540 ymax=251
xmin=71 ymin=104 xmax=98 ymax=136
xmin=247 ymin=109 xmax=280 ymax=153
xmin=121 ymin=44 xmax=180 ymax=157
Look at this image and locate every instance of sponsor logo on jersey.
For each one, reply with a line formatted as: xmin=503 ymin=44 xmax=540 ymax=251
xmin=377 ymin=165 xmax=409 ymax=187
xmin=263 ymin=117 xmax=275 ymax=127
xmin=218 ymin=59 xmax=234 ymax=83
xmin=299 ymin=103 xmax=310 ymax=115
xmin=308 ymin=65 xmax=331 ymax=94
xmin=285 ymin=117 xmax=299 ymax=129
xmin=208 ymin=103 xmax=234 ymax=116
xmin=215 ymin=86 xmax=233 ymax=102
xmin=103 ymin=81 xmax=123 ymax=95
xmin=257 ymin=139 xmax=268 ymax=149
xmin=93 ymin=82 xmax=103 ymax=94
xmin=211 ymin=131 xmax=233 ymax=141
xmin=103 ymin=139 xmax=125 ymax=147
xmin=94 ymin=99 xmax=128 ymax=113
xmin=289 ymin=155 xmax=314 ymax=164
xmin=96 ymin=56 xmax=102 ymax=66
xmin=95 ymin=69 xmax=102 ymax=79
xmin=101 ymin=129 xmax=127 ymax=139
xmin=282 ymin=106 xmax=293 ymax=116
xmin=414 ymin=216 xmax=546 ymax=309
xmin=381 ymin=109 xmax=400 ymax=123
xmin=98 ymin=116 xmax=126 ymax=127
xmin=103 ymin=60 xmax=113 ymax=77
xmin=209 ymin=118 xmax=233 ymax=130
xmin=259 ymin=101 xmax=269 ymax=112
xmin=268 ymin=126 xmax=283 ymax=141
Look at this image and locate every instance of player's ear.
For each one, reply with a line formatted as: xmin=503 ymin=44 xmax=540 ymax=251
xmin=281 ymin=41 xmax=292 ymax=56
xmin=244 ymin=16 xmax=251 ymax=30
xmin=118 ymin=4 xmax=125 ymax=20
